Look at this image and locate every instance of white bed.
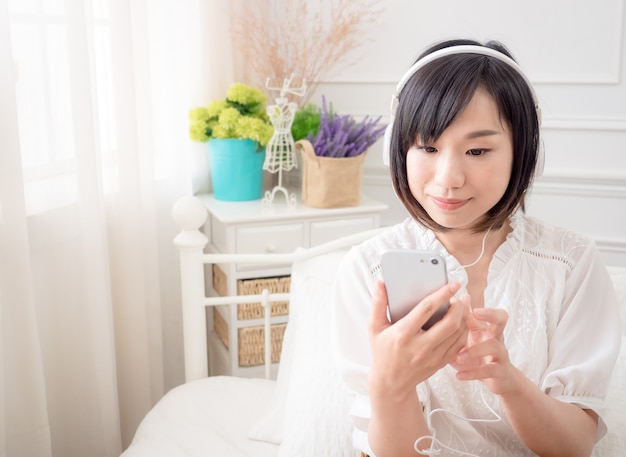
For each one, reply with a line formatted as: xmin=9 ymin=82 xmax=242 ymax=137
xmin=121 ymin=196 xmax=626 ymax=457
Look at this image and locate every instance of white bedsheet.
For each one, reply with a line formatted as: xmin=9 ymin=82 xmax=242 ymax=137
xmin=121 ymin=376 xmax=278 ymax=457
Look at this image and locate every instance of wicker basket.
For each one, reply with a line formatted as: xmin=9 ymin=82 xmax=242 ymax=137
xmin=213 ymin=307 xmax=229 ymax=349
xmin=212 ymin=308 xmax=287 ymax=367
xmin=238 ymin=322 xmax=287 ymax=366
xmin=212 ymin=265 xmax=290 ymax=319
xmin=211 ymin=265 xmax=291 ymax=367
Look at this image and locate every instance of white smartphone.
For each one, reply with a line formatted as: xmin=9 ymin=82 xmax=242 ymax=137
xmin=381 ymin=249 xmax=449 ymax=329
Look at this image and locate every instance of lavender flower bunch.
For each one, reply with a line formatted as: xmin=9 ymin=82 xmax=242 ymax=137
xmin=308 ymin=97 xmax=387 ymax=158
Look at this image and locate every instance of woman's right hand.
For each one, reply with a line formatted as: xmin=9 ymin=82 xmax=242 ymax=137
xmin=368 ymin=280 xmax=469 ymax=401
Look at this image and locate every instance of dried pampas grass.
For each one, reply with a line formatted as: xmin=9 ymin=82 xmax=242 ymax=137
xmin=229 ymin=0 xmax=384 ymax=104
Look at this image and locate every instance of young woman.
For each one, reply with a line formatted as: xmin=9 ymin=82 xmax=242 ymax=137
xmin=331 ymin=39 xmax=621 ymax=457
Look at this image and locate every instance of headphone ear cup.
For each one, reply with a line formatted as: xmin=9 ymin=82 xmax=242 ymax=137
xmin=533 ymin=106 xmax=544 ymax=178
xmin=534 ymin=140 xmax=545 ymax=177
xmin=382 ymin=122 xmax=393 ymax=166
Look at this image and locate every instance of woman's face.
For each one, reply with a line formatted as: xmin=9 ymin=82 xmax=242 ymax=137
xmin=406 ymin=88 xmax=513 ymax=231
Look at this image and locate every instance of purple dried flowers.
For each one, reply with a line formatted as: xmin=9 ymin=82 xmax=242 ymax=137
xmin=307 ymin=96 xmax=387 ymax=158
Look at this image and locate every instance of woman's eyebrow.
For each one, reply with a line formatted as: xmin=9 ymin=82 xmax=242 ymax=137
xmin=466 ymin=129 xmax=501 ymax=139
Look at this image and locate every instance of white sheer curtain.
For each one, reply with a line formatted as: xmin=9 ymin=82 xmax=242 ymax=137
xmin=0 ymin=0 xmax=234 ymax=455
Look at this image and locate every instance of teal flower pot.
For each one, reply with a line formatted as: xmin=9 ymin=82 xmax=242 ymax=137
xmin=209 ymin=139 xmax=266 ymax=201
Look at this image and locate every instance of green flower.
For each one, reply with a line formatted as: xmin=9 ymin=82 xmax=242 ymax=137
xmin=206 ymin=99 xmax=228 ymax=119
xmin=189 ymin=107 xmax=210 ymax=142
xmin=189 ymin=121 xmax=209 ymax=142
xmin=189 ymin=107 xmax=209 ymax=122
xmin=188 ymin=82 xmax=274 ymax=146
xmin=226 ymin=83 xmax=267 ymax=116
xmin=218 ymin=107 xmax=241 ymax=128
xmin=235 ymin=116 xmax=274 ymax=146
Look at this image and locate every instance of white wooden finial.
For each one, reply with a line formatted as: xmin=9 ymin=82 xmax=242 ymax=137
xmin=172 ymin=195 xmax=207 ymax=230
xmin=172 ymin=196 xmax=208 ymax=251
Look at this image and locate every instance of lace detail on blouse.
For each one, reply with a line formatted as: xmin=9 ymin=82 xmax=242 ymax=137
xmin=370 ymin=263 xmax=381 ymax=276
xmin=520 ymin=248 xmax=575 ymax=271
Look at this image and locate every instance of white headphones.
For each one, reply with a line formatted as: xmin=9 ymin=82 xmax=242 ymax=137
xmin=382 ymin=45 xmax=544 ymax=177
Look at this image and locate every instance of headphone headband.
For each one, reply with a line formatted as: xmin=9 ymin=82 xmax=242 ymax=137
xmin=392 ymin=45 xmax=538 ymax=108
xmin=383 ymin=44 xmax=543 ymax=176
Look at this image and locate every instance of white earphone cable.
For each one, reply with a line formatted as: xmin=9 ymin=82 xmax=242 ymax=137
xmin=415 ymin=227 xmax=500 ymax=455
xmin=457 ymin=226 xmax=492 ymax=269
xmin=414 ymin=384 xmax=502 ymax=456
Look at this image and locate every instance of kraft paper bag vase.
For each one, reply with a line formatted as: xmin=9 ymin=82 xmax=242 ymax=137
xmin=296 ymin=139 xmax=366 ymax=208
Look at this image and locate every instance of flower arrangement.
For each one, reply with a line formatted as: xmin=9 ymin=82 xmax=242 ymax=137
xmin=306 ymin=97 xmax=386 ymax=158
xmin=189 ymin=82 xmax=274 ymax=147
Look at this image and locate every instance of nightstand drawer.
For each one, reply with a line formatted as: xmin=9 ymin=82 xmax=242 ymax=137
xmin=310 ymin=217 xmax=376 ymax=246
xmin=235 ymin=223 xmax=304 ymax=255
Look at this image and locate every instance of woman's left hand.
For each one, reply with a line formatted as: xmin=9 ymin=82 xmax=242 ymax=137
xmin=451 ymin=307 xmax=519 ymax=395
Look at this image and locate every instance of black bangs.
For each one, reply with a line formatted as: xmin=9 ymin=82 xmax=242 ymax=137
xmin=399 ymin=55 xmax=484 ymax=146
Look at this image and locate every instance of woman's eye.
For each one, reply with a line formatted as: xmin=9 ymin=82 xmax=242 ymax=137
xmin=417 ymin=145 xmax=437 ymax=153
xmin=467 ymin=148 xmax=489 ymax=156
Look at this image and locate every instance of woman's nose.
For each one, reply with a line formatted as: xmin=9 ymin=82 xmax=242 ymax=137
xmin=434 ymin=152 xmax=465 ymax=188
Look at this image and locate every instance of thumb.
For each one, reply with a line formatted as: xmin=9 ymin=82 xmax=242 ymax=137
xmin=369 ymin=280 xmax=391 ymax=336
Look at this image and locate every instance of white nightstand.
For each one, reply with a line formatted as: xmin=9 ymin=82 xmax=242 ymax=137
xmin=197 ymin=193 xmax=387 ymax=378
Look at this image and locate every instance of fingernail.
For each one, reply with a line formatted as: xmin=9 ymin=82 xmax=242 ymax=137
xmin=473 ymin=307 xmax=486 ymax=316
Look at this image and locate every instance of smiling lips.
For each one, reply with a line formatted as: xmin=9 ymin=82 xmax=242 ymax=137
xmin=430 ymin=197 xmax=469 ymax=210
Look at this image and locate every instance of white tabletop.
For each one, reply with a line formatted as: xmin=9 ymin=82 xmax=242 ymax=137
xmin=197 ymin=193 xmax=388 ymax=224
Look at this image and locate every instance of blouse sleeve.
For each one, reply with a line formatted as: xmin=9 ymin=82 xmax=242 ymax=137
xmin=541 ymin=242 xmax=621 ymax=440
xmin=330 ymin=247 xmax=377 ymax=452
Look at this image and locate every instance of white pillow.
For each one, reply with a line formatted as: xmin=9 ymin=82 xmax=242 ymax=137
xmin=277 ymin=250 xmax=356 ymax=457
xmin=249 ymin=250 xmax=357 ymax=456
xmin=248 ymin=279 xmax=298 ymax=444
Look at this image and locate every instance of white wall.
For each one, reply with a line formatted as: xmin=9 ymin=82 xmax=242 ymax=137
xmin=310 ymin=0 xmax=626 ymax=267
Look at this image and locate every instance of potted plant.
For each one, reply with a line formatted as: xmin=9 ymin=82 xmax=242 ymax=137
xmin=189 ymin=82 xmax=274 ymax=201
xmin=291 ymin=102 xmax=321 ymax=142
xmin=295 ymin=97 xmax=386 ymax=208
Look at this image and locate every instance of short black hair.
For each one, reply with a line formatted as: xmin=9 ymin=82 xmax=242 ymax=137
xmin=390 ymin=39 xmax=540 ymax=233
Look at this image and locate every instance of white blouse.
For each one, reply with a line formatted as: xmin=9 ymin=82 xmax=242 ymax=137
xmin=331 ymin=213 xmax=621 ymax=456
